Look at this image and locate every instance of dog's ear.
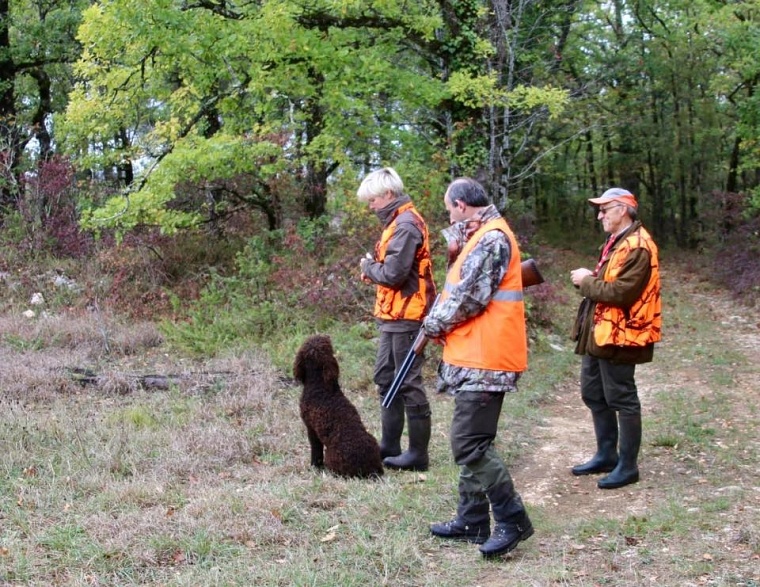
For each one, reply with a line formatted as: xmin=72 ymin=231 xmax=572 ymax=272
xmin=293 ymin=349 xmax=305 ymax=383
xmin=322 ymin=353 xmax=340 ymax=386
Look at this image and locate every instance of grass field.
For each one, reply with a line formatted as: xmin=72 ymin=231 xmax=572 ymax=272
xmin=1 ymin=250 xmax=758 ymax=586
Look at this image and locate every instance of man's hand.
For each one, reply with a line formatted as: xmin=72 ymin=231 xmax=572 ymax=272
xmin=422 ymin=316 xmax=445 ymax=344
xmin=570 ymin=268 xmax=593 ymax=288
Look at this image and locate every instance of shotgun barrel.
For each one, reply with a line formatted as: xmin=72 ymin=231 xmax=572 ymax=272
xmin=381 ymin=295 xmax=440 ymax=409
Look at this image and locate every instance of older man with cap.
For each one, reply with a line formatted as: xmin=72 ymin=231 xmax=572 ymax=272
xmin=570 ymin=188 xmax=662 ymax=489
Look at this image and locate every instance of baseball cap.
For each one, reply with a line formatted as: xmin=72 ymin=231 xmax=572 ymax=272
xmin=588 ymin=188 xmax=637 ymax=209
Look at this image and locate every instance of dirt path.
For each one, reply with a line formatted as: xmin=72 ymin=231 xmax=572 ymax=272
xmin=516 ymin=266 xmax=760 ymax=516
xmin=481 ymin=263 xmax=760 ymax=585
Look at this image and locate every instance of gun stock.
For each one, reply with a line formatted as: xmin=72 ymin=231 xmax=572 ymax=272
xmin=521 ymin=258 xmax=545 ymax=288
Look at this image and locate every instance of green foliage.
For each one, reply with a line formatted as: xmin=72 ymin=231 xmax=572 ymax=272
xmin=160 ymin=221 xmax=376 ymax=371
xmin=80 ymin=136 xmax=287 ymax=234
xmin=448 ymin=72 xmax=568 ymax=118
xmin=61 ymin=0 xmax=448 ymax=234
xmin=2 ymin=0 xmax=87 ymax=185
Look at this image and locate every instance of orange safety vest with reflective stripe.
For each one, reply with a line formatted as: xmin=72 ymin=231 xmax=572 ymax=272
xmin=373 ymin=203 xmax=435 ymax=321
xmin=593 ymin=227 xmax=662 ymax=347
xmin=441 ymin=218 xmax=527 ymax=372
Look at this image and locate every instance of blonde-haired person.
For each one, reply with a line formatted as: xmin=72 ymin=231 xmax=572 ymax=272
xmin=570 ymin=188 xmax=662 ymax=489
xmin=357 ymin=167 xmax=437 ymax=471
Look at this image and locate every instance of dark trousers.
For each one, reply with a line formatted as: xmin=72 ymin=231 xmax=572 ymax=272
xmin=581 ymin=355 xmax=641 ymax=416
xmin=374 ymin=330 xmax=427 ymax=406
xmin=450 ymin=391 xmax=515 ymax=494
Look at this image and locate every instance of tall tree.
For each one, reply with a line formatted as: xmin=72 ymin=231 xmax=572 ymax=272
xmin=540 ymin=0 xmax=737 ymax=244
xmin=430 ymin=0 xmax=573 ymax=208
xmin=0 ymin=0 xmax=86 ymax=210
xmin=705 ymin=0 xmax=760 ymax=207
xmin=62 ymin=0 xmax=448 ymax=234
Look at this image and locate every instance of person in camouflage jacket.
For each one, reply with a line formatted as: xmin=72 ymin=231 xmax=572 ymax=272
xmin=423 ymin=177 xmax=533 ymax=559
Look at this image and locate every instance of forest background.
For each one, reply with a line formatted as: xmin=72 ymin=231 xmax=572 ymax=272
xmin=0 ymin=0 xmax=759 ymax=585
xmin=1 ymin=0 xmax=759 ymax=300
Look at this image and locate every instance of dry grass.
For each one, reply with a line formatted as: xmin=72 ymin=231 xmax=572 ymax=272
xmin=1 ymin=253 xmax=759 ymax=586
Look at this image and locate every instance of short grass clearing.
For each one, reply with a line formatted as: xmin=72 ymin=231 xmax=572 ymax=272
xmin=1 ymin=251 xmax=759 ymax=586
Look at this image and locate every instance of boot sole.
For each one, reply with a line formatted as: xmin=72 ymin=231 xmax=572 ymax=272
xmin=382 ymin=461 xmax=429 ymax=472
xmin=479 ymin=525 xmax=534 ymax=558
xmin=430 ymin=532 xmax=488 ymax=545
xmin=380 ymin=451 xmax=401 ymax=459
xmin=571 ymin=464 xmax=616 ymax=476
xmin=598 ymin=473 xmax=639 ymax=489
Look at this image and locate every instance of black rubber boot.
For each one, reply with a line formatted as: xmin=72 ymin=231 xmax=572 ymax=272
xmin=430 ymin=491 xmax=490 ymax=544
xmin=379 ymin=396 xmax=404 ymax=459
xmin=479 ymin=482 xmax=534 ymax=558
xmin=598 ymin=412 xmax=641 ymax=489
xmin=572 ymin=409 xmax=619 ymax=476
xmin=383 ymin=403 xmax=431 ymax=471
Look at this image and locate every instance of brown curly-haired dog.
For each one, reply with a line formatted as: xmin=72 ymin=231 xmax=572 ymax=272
xmin=294 ymin=334 xmax=383 ymax=479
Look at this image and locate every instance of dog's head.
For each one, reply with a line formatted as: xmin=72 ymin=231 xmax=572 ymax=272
xmin=293 ymin=334 xmax=340 ymax=385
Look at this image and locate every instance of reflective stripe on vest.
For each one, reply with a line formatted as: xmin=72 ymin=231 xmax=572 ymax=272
xmin=443 ymin=282 xmax=523 ymax=302
xmin=441 ymin=217 xmax=527 ymax=372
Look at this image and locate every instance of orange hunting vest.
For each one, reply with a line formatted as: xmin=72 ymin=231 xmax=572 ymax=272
xmin=593 ymin=227 xmax=662 ymax=347
xmin=373 ymin=203 xmax=435 ymax=321
xmin=441 ymin=218 xmax=527 ymax=372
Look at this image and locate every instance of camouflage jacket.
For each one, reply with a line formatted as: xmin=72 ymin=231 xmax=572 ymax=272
xmin=423 ymin=205 xmax=521 ymax=394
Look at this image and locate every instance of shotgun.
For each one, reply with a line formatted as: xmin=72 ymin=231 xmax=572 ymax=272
xmin=381 ymin=294 xmax=439 ymax=409
xmin=381 ymin=259 xmax=544 ymax=408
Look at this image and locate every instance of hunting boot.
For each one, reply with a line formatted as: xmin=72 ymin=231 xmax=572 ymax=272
xmin=479 ymin=481 xmax=534 ymax=558
xmin=383 ymin=403 xmax=431 ymax=471
xmin=598 ymin=412 xmax=641 ymax=489
xmin=430 ymin=491 xmax=491 ymax=544
xmin=379 ymin=395 xmax=404 ymax=459
xmin=571 ymin=409 xmax=619 ymax=476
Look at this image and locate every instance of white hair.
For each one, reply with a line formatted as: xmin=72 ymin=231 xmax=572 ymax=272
xmin=357 ymin=167 xmax=404 ymax=201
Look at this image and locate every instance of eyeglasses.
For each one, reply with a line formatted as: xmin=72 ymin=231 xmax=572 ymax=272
xmin=598 ymin=204 xmax=623 ymax=215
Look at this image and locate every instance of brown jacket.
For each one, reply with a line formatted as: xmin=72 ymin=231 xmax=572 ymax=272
xmin=572 ymin=221 xmax=656 ymax=364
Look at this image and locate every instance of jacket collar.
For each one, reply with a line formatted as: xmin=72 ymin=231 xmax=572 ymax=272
xmin=376 ymin=194 xmax=412 ymax=226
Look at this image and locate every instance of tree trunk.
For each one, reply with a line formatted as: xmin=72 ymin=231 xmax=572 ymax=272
xmin=0 ymin=0 xmax=20 ymax=210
